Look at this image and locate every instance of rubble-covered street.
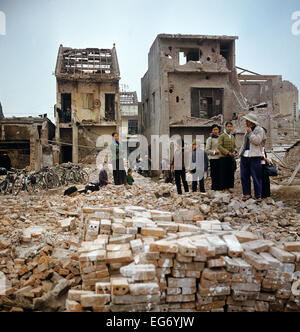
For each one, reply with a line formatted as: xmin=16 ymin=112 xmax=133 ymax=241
xmin=1 ymin=166 xmax=300 ymax=312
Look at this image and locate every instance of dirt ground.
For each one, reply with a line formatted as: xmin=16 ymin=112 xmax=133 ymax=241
xmin=271 ymin=185 xmax=300 ymax=213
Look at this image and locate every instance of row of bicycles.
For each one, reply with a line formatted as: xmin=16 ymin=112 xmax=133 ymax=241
xmin=0 ymin=163 xmax=89 ymax=196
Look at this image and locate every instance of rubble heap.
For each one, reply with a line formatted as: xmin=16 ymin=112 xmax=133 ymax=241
xmin=1 ymin=170 xmax=300 ymax=312
xmin=65 ymin=206 xmax=300 ymax=312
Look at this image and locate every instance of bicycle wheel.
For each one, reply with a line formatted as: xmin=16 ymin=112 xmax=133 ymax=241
xmin=13 ymin=175 xmax=24 ymax=196
xmin=67 ymin=170 xmax=76 ymax=184
xmin=46 ymin=172 xmax=60 ymax=189
xmin=80 ymin=170 xmax=89 ymax=184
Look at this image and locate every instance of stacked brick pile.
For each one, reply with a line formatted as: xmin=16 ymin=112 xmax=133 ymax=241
xmin=66 ymin=206 xmax=300 ymax=312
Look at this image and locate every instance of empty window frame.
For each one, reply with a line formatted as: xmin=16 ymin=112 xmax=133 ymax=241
xmin=128 ymin=120 xmax=138 ymax=135
xmin=179 ymin=49 xmax=200 ymax=65
xmin=191 ymin=88 xmax=223 ymax=119
xmin=60 ymin=93 xmax=72 ymax=123
xmin=105 ymin=94 xmax=115 ymax=121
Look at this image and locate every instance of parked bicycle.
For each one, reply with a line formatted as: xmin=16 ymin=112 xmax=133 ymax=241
xmin=0 ymin=169 xmax=18 ymax=195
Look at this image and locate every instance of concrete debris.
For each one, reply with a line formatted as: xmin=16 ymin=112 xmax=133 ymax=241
xmin=1 ymin=169 xmax=300 ymax=312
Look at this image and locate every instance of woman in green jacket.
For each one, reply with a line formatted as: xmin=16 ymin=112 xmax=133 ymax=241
xmin=217 ymin=122 xmax=237 ymax=193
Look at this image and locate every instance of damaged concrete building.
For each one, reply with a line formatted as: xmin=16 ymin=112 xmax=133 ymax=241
xmin=54 ymin=44 xmax=121 ymax=164
xmin=141 ymin=34 xmax=248 ymax=143
xmin=237 ymin=67 xmax=299 ymax=147
xmin=120 ymin=91 xmax=139 ymax=154
xmin=0 ymin=115 xmax=55 ymax=170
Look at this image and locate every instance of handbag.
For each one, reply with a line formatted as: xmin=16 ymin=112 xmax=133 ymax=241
xmin=264 ymin=163 xmax=278 ymax=177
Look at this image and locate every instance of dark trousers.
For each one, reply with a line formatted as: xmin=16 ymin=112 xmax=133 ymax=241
xmin=220 ymin=156 xmax=235 ymax=190
xmin=192 ymin=178 xmax=205 ymax=193
xmin=210 ymin=159 xmax=222 ymax=191
xmin=175 ymin=170 xmax=189 ymax=195
xmin=262 ymin=165 xmax=271 ymax=199
xmin=240 ymin=157 xmax=263 ymax=199
xmin=112 ymin=159 xmax=126 ymax=186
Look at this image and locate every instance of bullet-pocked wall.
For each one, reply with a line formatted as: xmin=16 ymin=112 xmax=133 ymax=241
xmin=141 ymin=34 xmax=247 ymax=144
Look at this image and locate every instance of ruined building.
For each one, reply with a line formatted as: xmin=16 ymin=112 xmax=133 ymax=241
xmin=141 ymin=34 xmax=248 ymax=143
xmin=54 ymin=45 xmax=121 ymax=163
xmin=0 ymin=116 xmax=55 ymax=170
xmin=237 ymin=68 xmax=299 ymax=146
xmin=120 ymin=91 xmax=139 ymax=154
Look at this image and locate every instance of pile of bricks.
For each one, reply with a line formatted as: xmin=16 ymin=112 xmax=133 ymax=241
xmin=66 ymin=206 xmax=300 ymax=312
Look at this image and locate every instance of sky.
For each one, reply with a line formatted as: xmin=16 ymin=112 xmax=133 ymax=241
xmin=0 ymin=0 xmax=300 ymax=122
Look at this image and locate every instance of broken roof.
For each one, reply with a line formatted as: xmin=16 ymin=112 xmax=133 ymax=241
xmin=0 ymin=116 xmax=54 ymax=126
xmin=55 ymin=44 xmax=120 ymax=82
xmin=120 ymin=92 xmax=138 ymax=105
xmin=157 ymin=33 xmax=238 ymax=41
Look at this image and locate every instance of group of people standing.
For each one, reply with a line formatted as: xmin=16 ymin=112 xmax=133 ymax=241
xmin=172 ymin=112 xmax=271 ymax=202
xmin=106 ymin=115 xmax=271 ymax=203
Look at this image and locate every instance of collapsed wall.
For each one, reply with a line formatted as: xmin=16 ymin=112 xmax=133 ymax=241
xmin=66 ymin=205 xmax=300 ymax=312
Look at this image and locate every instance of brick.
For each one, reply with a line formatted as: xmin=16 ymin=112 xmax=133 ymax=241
xmin=196 ymin=301 xmax=225 ymax=312
xmin=158 ymin=257 xmax=173 ymax=268
xmin=223 ymin=235 xmax=243 ymax=258
xmin=284 ymin=242 xmax=300 ymax=252
xmin=242 ymin=240 xmax=275 ymax=253
xmin=168 ymin=278 xmax=196 ymax=288
xmin=207 ymin=257 xmax=226 ymax=269
xmin=172 ymin=269 xmax=186 ymax=278
xmin=182 ymin=287 xmax=197 ymax=295
xmin=173 ymin=261 xmax=205 ymax=271
xmin=120 ymin=264 xmax=156 ymax=281
xmin=206 ymin=236 xmax=228 ymax=255
xmin=129 ymin=283 xmax=160 ymax=296
xmin=167 ymin=288 xmax=181 ymax=295
xmin=111 ymin=278 xmax=129 ymax=296
xmin=166 ymin=294 xmax=195 ymax=303
xmin=232 ymin=283 xmax=261 ymax=292
xmin=112 ymin=294 xmax=160 ymax=305
xmin=186 ymin=271 xmax=201 ymax=278
xmin=106 ymin=243 xmax=130 ymax=252
xmin=79 ymin=250 xmax=106 ymax=263
xmin=178 ymin=239 xmax=197 ymax=257
xmin=93 ymin=306 xmax=110 ymax=312
xmin=266 ymin=270 xmax=293 ymax=283
xmin=95 ymin=282 xmax=111 ymax=294
xmin=259 ymin=252 xmax=281 ymax=270
xmin=233 ymin=231 xmax=259 ymax=243
xmin=109 ymin=235 xmax=135 ymax=244
xmin=106 ymin=250 xmax=133 ymax=264
xmin=81 ymin=294 xmax=111 ymax=307
xmin=190 ymin=237 xmax=214 ymax=256
xmin=149 ymin=240 xmax=178 ymax=254
xmin=198 ymin=286 xmax=231 ymax=297
xmin=222 ymin=256 xmax=240 ymax=273
xmin=202 ymin=268 xmax=231 ymax=282
xmin=66 ymin=300 xmax=83 ymax=312
xmin=269 ymin=247 xmax=295 ymax=263
xmin=141 ymin=227 xmax=165 ymax=238
xmin=243 ymin=251 xmax=270 ymax=270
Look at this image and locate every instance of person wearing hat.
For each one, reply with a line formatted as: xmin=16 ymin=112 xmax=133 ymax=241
xmin=239 ymin=113 xmax=267 ymax=202
xmin=206 ymin=124 xmax=222 ymax=191
xmin=190 ymin=140 xmax=209 ymax=193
